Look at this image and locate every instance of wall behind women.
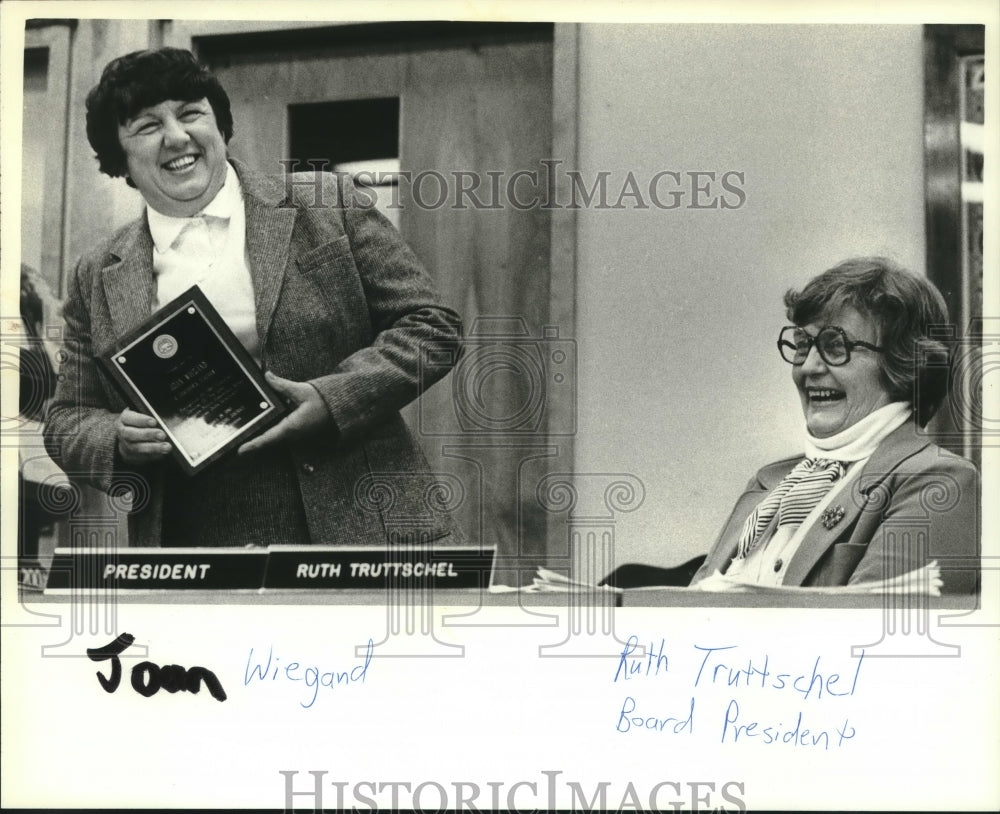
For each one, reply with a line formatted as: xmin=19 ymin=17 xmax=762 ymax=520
xmin=572 ymin=25 xmax=927 ymax=569
xmin=21 ymin=20 xmax=927 ymax=568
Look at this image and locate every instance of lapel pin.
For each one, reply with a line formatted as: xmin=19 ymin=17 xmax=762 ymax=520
xmin=821 ymin=505 xmax=845 ymax=530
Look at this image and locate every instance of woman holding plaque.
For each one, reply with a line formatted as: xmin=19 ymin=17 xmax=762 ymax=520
xmin=44 ymin=48 xmax=463 ymax=548
xmin=687 ymin=258 xmax=978 ymax=593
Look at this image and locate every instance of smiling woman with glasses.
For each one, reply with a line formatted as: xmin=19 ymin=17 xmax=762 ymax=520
xmin=689 ymin=257 xmax=978 ymax=593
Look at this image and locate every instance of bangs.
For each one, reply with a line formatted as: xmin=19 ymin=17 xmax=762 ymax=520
xmin=787 ymin=285 xmax=876 ymax=330
xmin=111 ymin=72 xmax=216 ymax=125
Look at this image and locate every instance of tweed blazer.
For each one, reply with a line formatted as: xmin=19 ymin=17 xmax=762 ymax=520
xmin=690 ymin=422 xmax=979 ymax=593
xmin=44 ymin=159 xmax=464 ymax=547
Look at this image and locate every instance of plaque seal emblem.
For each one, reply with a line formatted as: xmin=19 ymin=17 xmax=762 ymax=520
xmin=153 ymin=334 xmax=178 ymax=359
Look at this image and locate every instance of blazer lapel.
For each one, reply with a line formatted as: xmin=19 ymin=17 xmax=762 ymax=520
xmin=703 ymin=489 xmax=767 ymax=574
xmin=781 ymin=486 xmax=868 ymax=585
xmin=101 ymin=221 xmax=156 ymax=339
xmin=231 ymin=159 xmax=297 ymax=349
xmin=702 ymin=458 xmax=799 ymax=576
xmin=782 ymin=421 xmax=932 ymax=584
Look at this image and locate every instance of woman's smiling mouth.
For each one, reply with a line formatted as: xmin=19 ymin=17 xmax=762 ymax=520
xmin=806 ymin=387 xmax=846 ymax=403
xmin=162 ymin=155 xmax=199 ymax=171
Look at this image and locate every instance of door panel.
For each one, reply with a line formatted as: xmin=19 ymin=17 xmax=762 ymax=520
xmin=201 ymin=25 xmax=555 ymax=582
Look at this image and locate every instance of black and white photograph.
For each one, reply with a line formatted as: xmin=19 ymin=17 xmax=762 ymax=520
xmin=1 ymin=0 xmax=997 ymax=811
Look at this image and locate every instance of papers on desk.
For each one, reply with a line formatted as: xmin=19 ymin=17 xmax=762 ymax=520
xmin=503 ymin=563 xmax=943 ymax=596
xmin=530 ymin=568 xmax=623 ymax=594
xmin=692 ymin=560 xmax=943 ymax=596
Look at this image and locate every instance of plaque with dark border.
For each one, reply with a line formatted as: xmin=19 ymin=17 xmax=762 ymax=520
xmin=262 ymin=545 xmax=497 ymax=590
xmin=99 ymin=285 xmax=287 ymax=475
xmin=44 ymin=548 xmax=269 ymax=592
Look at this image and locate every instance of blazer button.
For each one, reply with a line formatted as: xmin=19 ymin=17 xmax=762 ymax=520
xmin=773 ymin=558 xmax=784 ymax=573
xmin=302 ymin=463 xmax=315 ymax=474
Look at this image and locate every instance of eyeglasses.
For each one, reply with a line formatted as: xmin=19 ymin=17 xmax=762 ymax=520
xmin=777 ymin=325 xmax=884 ymax=367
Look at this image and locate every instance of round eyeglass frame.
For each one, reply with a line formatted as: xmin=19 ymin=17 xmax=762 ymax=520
xmin=777 ymin=325 xmax=884 ymax=367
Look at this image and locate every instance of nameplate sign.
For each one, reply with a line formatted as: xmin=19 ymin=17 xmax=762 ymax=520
xmin=44 ymin=548 xmax=269 ymax=593
xmin=263 ymin=545 xmax=496 ymax=590
xmin=43 ymin=546 xmax=496 ymax=593
xmin=99 ymin=285 xmax=287 ymax=476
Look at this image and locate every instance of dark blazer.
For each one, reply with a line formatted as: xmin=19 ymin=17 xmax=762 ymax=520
xmin=690 ymin=422 xmax=979 ymax=593
xmin=44 ymin=159 xmax=464 ymax=547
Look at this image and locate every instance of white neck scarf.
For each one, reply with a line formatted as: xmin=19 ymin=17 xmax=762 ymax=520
xmin=803 ymin=401 xmax=912 ymax=462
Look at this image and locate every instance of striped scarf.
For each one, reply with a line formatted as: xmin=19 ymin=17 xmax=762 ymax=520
xmin=735 ymin=457 xmax=847 ymax=560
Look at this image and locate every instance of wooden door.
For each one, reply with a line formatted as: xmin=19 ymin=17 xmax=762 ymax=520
xmin=198 ymin=24 xmax=558 ymax=583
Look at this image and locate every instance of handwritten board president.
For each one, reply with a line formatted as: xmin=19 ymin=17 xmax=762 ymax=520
xmin=44 ymin=47 xmax=464 ymax=547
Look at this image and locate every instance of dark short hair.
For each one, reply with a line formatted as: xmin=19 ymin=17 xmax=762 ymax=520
xmin=784 ymin=257 xmax=952 ymax=425
xmin=85 ymin=48 xmax=233 ymax=179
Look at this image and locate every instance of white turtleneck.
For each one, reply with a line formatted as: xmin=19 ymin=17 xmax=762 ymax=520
xmin=725 ymin=401 xmax=912 ymax=584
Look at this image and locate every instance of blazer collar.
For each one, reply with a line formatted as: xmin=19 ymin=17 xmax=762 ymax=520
xmin=230 ymin=158 xmax=297 ymax=347
xmin=230 ymin=156 xmax=291 ymax=206
xmin=101 ymin=220 xmax=156 ymax=339
xmin=100 ymin=158 xmax=298 ymax=347
xmin=782 ymin=419 xmax=931 ymax=584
